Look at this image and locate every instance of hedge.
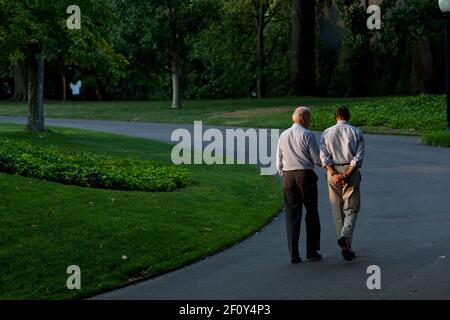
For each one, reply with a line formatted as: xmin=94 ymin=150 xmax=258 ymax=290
xmin=0 ymin=139 xmax=189 ymax=192
xmin=422 ymin=131 xmax=450 ymax=148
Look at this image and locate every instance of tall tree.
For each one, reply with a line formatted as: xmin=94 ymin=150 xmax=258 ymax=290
xmin=0 ymin=0 xmax=127 ymax=131
xmin=161 ymin=0 xmax=218 ymax=108
xmin=112 ymin=0 xmax=217 ymax=107
xmin=167 ymin=1 xmax=182 ymax=108
xmin=58 ymin=1 xmax=128 ymax=101
xmin=0 ymin=1 xmax=52 ymax=131
xmin=10 ymin=64 xmax=28 ymax=102
xmin=327 ymin=0 xmax=371 ymax=96
xmin=187 ymin=0 xmax=290 ymax=99
xmin=252 ymin=0 xmax=285 ymax=99
xmin=290 ymin=0 xmax=316 ymax=96
xmin=26 ymin=42 xmax=45 ymax=131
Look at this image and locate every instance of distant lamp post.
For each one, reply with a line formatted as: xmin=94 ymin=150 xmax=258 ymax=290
xmin=439 ymin=0 xmax=450 ymax=130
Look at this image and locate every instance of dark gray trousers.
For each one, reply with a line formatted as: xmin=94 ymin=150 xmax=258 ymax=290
xmin=283 ymin=170 xmax=321 ymax=258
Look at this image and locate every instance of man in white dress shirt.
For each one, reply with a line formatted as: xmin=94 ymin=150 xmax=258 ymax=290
xmin=277 ymin=107 xmax=322 ymax=264
xmin=320 ymin=106 xmax=365 ymax=261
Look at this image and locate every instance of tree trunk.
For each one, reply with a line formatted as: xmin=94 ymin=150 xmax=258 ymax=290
xmin=171 ymin=50 xmax=182 ymax=109
xmin=94 ymin=75 xmax=103 ymax=101
xmin=290 ymin=0 xmax=316 ymax=96
xmin=256 ymin=2 xmax=265 ymax=99
xmin=26 ymin=43 xmax=45 ymax=132
xmin=95 ymin=85 xmax=102 ymax=101
xmin=169 ymin=4 xmax=182 ymax=109
xmin=10 ymin=63 xmax=28 ymax=102
xmin=60 ymin=67 xmax=67 ymax=102
xmin=411 ymin=38 xmax=434 ymax=94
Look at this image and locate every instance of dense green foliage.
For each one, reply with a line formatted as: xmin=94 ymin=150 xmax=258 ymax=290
xmin=370 ymin=0 xmax=444 ymax=96
xmin=0 ymin=0 xmax=447 ymax=100
xmin=185 ymin=0 xmax=292 ymax=99
xmin=422 ymin=131 xmax=450 ymax=147
xmin=0 ymin=0 xmax=127 ymax=101
xmin=327 ymin=0 xmax=371 ymax=97
xmin=0 ymin=139 xmax=188 ymax=191
xmin=328 ymin=0 xmax=444 ymax=97
xmin=310 ymin=95 xmax=446 ymax=133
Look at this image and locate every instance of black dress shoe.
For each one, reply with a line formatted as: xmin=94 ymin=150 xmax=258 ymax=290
xmin=337 ymin=237 xmax=355 ymax=261
xmin=306 ymin=251 xmax=323 ymax=261
xmin=291 ymin=256 xmax=302 ymax=264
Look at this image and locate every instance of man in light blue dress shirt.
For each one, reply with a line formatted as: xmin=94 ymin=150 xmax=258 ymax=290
xmin=320 ymin=106 xmax=365 ymax=262
xmin=277 ymin=107 xmax=322 ymax=264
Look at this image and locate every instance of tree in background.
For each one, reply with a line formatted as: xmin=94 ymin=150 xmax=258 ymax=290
xmin=1 ymin=1 xmax=55 ymax=131
xmin=290 ymin=0 xmax=316 ymax=96
xmin=370 ymin=0 xmax=444 ymax=95
xmin=111 ymin=1 xmax=168 ymax=100
xmin=112 ymin=0 xmax=219 ymax=108
xmin=187 ymin=0 xmax=291 ymax=99
xmin=252 ymin=0 xmax=289 ymax=98
xmin=9 ymin=64 xmax=28 ymax=102
xmin=0 ymin=0 xmax=127 ymax=130
xmin=327 ymin=0 xmax=371 ymax=97
xmin=1 ymin=0 xmax=445 ymax=104
xmin=153 ymin=0 xmax=220 ymax=108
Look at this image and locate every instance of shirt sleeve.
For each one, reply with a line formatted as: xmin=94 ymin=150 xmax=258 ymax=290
xmin=350 ymin=129 xmax=365 ymax=167
xmin=308 ymin=133 xmax=322 ymax=167
xmin=319 ymin=131 xmax=333 ymax=167
xmin=276 ymin=138 xmax=283 ymax=176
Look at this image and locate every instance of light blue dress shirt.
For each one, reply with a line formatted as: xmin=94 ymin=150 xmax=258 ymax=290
xmin=320 ymin=120 xmax=365 ymax=167
xmin=276 ymin=123 xmax=322 ymax=175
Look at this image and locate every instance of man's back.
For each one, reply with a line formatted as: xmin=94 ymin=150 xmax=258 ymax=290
xmin=277 ymin=124 xmax=321 ymax=173
xmin=320 ymin=120 xmax=365 ymax=168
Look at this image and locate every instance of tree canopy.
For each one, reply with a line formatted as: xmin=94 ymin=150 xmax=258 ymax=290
xmin=0 ymin=0 xmax=446 ymax=107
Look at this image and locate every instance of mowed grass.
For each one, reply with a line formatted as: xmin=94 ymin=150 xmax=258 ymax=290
xmin=0 ymin=123 xmax=282 ymax=299
xmin=0 ymin=95 xmax=446 ymax=135
xmin=0 ymin=96 xmax=380 ymax=126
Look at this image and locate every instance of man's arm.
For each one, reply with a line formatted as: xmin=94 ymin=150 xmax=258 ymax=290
xmin=342 ymin=130 xmax=364 ymax=181
xmin=320 ymin=132 xmax=345 ymax=185
xmin=276 ymin=139 xmax=283 ymax=176
xmin=308 ymin=133 xmax=322 ymax=167
xmin=319 ymin=132 xmax=333 ymax=168
xmin=350 ymin=129 xmax=365 ymax=168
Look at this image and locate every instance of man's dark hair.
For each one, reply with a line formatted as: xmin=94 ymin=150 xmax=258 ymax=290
xmin=335 ymin=106 xmax=350 ymax=120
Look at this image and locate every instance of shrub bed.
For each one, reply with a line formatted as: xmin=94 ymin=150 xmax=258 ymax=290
xmin=310 ymin=95 xmax=446 ymax=133
xmin=0 ymin=139 xmax=189 ymax=191
xmin=422 ymin=131 xmax=450 ymax=148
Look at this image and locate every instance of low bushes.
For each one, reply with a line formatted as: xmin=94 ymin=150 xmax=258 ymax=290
xmin=310 ymin=95 xmax=446 ymax=133
xmin=0 ymin=139 xmax=189 ymax=191
xmin=422 ymin=131 xmax=450 ymax=148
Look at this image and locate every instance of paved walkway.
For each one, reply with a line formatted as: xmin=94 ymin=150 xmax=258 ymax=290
xmin=1 ymin=116 xmax=449 ymax=299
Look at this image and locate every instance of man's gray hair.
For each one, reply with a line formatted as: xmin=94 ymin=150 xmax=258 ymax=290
xmin=292 ymin=106 xmax=311 ymax=123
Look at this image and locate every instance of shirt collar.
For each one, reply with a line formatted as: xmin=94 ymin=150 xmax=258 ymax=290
xmin=292 ymin=123 xmax=305 ymax=129
xmin=337 ymin=120 xmax=348 ymax=125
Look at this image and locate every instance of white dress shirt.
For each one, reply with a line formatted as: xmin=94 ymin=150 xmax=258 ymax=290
xmin=320 ymin=120 xmax=365 ymax=167
xmin=276 ymin=123 xmax=321 ymax=175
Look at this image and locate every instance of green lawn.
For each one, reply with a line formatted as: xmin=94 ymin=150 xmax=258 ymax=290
xmin=0 ymin=95 xmax=446 ymax=135
xmin=0 ymin=123 xmax=282 ymax=299
xmin=0 ymin=96 xmax=380 ymax=126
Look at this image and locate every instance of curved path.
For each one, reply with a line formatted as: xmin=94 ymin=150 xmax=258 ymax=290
xmin=1 ymin=116 xmax=449 ymax=299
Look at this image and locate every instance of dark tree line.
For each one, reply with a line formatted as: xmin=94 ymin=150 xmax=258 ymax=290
xmin=0 ymin=0 xmax=446 ymax=131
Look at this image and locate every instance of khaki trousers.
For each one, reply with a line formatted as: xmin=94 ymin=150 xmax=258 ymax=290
xmin=326 ymin=165 xmax=361 ymax=245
